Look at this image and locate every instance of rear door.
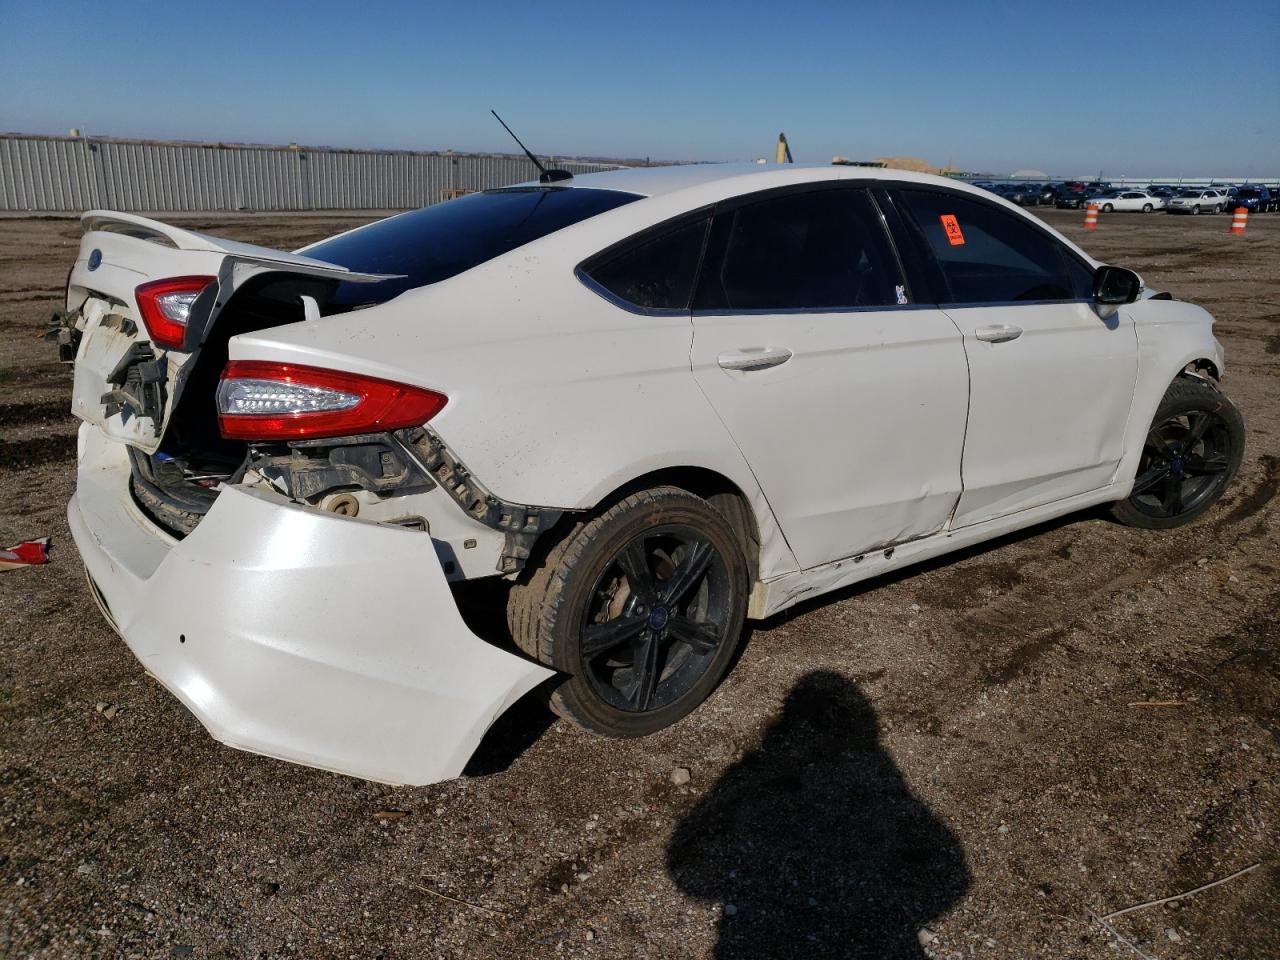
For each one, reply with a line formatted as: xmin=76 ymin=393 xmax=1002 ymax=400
xmin=688 ymin=185 xmax=970 ymax=570
xmin=884 ymin=186 xmax=1138 ymax=528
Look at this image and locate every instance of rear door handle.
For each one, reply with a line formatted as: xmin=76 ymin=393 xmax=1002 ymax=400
xmin=717 ymin=348 xmax=793 ymax=372
xmin=974 ymin=325 xmax=1023 ymax=343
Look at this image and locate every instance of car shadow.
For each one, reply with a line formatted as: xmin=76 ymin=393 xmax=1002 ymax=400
xmin=667 ymin=670 xmax=970 ymax=959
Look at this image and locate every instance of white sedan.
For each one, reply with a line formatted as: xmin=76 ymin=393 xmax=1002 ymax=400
xmin=1093 ymin=190 xmax=1165 ymax=213
xmin=59 ymin=164 xmax=1244 ymax=784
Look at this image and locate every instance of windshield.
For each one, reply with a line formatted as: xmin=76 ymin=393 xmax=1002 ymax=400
xmin=1236 ymin=190 xmax=1261 ymax=198
xmin=1177 ymin=191 xmax=1201 ymax=197
xmin=303 ymin=186 xmax=642 ymax=306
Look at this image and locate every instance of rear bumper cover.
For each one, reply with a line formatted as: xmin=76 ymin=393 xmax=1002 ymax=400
xmin=67 ymin=424 xmax=553 ymax=785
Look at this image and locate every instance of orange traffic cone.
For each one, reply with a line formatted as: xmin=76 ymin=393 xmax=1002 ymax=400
xmin=1083 ymin=203 xmax=1099 ymax=229
xmin=1230 ymin=207 xmax=1248 ymax=235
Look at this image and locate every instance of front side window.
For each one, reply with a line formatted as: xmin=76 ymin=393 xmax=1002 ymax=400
xmin=581 ymin=215 xmax=710 ymax=310
xmin=892 ymin=188 xmax=1088 ymax=304
xmin=693 ymin=188 xmax=906 ymax=311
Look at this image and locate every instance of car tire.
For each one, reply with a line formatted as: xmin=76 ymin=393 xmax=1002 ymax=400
xmin=507 ymin=486 xmax=749 ymax=737
xmin=1142 ymin=203 xmax=1153 ymax=213
xmin=1103 ymin=203 xmax=1114 ymax=212
xmin=1191 ymin=205 xmax=1201 ymax=215
xmin=1111 ymin=379 xmax=1244 ymax=530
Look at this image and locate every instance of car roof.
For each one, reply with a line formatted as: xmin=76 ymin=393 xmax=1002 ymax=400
xmin=534 ymin=162 xmax=973 ymax=199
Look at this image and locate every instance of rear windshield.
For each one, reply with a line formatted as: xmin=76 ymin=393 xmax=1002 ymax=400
xmin=304 ymin=186 xmax=641 ymax=306
xmin=1236 ymin=189 xmax=1261 ymax=198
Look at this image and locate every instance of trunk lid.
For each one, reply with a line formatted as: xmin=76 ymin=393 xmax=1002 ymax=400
xmin=65 ymin=211 xmax=393 ymax=454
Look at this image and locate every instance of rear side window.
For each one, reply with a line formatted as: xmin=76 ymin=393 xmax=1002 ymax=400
xmin=694 ymin=188 xmax=906 ymax=311
xmin=302 ymin=187 xmax=641 ymax=307
xmin=893 ymin=188 xmax=1084 ymax=304
xmin=581 ymin=215 xmax=710 ymax=310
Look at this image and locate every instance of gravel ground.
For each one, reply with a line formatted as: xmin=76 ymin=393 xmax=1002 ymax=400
xmin=1 ymin=207 xmax=1277 ymax=959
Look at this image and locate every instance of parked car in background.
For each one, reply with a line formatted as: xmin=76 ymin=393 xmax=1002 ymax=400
xmin=57 ymin=163 xmax=1243 ymax=784
xmin=1004 ymin=184 xmax=1040 ymax=206
xmin=1229 ymin=186 xmax=1273 ymax=213
xmin=1094 ymin=190 xmax=1165 ymax=213
xmin=1056 ymin=190 xmax=1089 ymax=209
xmin=1167 ymin=189 xmax=1227 ymax=214
xmin=1029 ymin=183 xmax=1057 ymax=205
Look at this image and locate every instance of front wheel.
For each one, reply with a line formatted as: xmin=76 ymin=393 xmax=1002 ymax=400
xmin=1111 ymin=379 xmax=1244 ymax=529
xmin=508 ymin=487 xmax=749 ymax=737
xmin=1191 ymin=205 xmax=1201 ymax=215
xmin=1142 ymin=203 xmax=1153 ymax=213
xmin=1103 ymin=203 xmax=1114 ymax=212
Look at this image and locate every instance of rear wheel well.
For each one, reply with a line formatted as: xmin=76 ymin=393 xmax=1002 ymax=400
xmin=580 ymin=468 xmax=762 ymax=584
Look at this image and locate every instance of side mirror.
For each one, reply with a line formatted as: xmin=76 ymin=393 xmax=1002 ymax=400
xmin=1093 ymin=265 xmax=1141 ymax=305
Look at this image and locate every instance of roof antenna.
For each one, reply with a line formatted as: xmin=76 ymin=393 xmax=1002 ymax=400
xmin=490 ymin=110 xmax=573 ymax=183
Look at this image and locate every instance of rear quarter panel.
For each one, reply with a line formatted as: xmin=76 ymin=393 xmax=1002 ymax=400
xmin=229 ymin=199 xmax=800 ymax=580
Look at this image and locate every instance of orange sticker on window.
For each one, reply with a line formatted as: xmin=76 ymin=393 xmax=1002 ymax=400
xmin=940 ymin=214 xmax=965 ymax=246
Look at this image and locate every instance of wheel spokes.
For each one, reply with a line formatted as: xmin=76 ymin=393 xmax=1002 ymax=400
xmin=659 ymin=538 xmax=714 ymax=607
xmin=1161 ymin=476 xmax=1184 ymax=514
xmin=1183 ymin=452 xmax=1228 ymax=475
xmin=1132 ymin=462 xmax=1172 ymax=494
xmin=616 ymin=537 xmax=658 ymax=604
xmin=624 ymin=632 xmax=662 ymax=710
xmin=1145 ymin=429 xmax=1175 ymax=458
xmin=668 ymin=615 xmax=721 ymax=656
xmin=581 ymin=615 xmax=647 ymax=658
xmin=1185 ymin=412 xmax=1213 ymax=445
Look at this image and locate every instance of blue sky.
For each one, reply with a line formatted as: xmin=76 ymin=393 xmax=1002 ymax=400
xmin=2 ymin=0 xmax=1277 ymax=175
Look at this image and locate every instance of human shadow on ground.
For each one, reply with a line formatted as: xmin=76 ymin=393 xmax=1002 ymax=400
xmin=667 ymin=670 xmax=970 ymax=959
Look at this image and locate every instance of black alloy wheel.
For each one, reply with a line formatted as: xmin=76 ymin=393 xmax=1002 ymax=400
xmin=507 ymin=486 xmax=749 ymax=737
xmin=1130 ymin=413 xmax=1231 ymax=519
xmin=579 ymin=528 xmax=732 ymax=714
xmin=1112 ymin=379 xmax=1244 ymax=529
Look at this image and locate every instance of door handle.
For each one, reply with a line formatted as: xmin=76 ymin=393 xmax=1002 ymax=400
xmin=975 ymin=325 xmax=1023 ymax=343
xmin=717 ymin=348 xmax=793 ymax=372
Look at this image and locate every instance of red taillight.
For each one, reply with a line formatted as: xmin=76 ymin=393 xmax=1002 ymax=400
xmin=216 ymin=360 xmax=448 ymax=441
xmin=135 ymin=276 xmax=216 ymax=350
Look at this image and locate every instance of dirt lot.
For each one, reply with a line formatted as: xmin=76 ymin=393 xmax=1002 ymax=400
xmin=1 ymin=207 xmax=1277 ymax=959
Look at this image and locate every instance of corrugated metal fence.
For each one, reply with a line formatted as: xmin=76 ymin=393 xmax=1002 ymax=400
xmin=0 ymin=134 xmax=624 ymax=212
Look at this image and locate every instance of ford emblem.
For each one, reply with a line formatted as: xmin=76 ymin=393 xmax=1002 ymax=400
xmin=87 ymin=248 xmax=102 ymax=271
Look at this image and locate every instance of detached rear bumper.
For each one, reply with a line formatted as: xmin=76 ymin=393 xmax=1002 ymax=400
xmin=67 ymin=424 xmax=553 ymax=785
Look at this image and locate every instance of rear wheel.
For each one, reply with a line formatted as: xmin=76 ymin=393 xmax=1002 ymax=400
xmin=1111 ymin=379 xmax=1244 ymax=529
xmin=508 ymin=487 xmax=749 ymax=737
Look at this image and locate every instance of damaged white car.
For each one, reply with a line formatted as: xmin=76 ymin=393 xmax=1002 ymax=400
xmin=60 ymin=164 xmax=1244 ymax=784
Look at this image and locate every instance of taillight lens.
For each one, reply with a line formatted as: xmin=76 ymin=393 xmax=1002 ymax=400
xmin=217 ymin=360 xmax=448 ymax=440
xmin=135 ymin=276 xmax=216 ymax=350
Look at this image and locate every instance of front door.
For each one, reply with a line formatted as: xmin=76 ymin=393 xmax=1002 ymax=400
xmin=886 ymin=186 xmax=1138 ymax=528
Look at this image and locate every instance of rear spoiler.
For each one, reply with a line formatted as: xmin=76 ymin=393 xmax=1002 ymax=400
xmin=80 ymin=210 xmax=398 ymax=283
